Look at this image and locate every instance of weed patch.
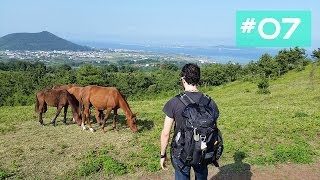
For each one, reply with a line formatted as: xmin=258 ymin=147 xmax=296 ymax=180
xmin=0 ymin=168 xmax=12 ymax=179
xmin=274 ymin=144 xmax=314 ymax=163
xmin=75 ymin=146 xmax=127 ymax=177
xmin=293 ymin=112 xmax=309 ymax=118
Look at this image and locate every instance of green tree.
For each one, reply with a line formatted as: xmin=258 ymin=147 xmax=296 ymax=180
xmin=311 ymin=48 xmax=320 ymax=59
xmin=202 ymin=64 xmax=228 ymax=86
xmin=224 ymin=62 xmax=242 ymax=82
xmin=160 ymin=63 xmax=179 ymax=71
xmin=311 ymin=48 xmax=320 ymax=65
xmin=275 ymin=47 xmax=307 ymax=75
xmin=257 ymin=53 xmax=279 ymax=78
xmin=76 ymin=64 xmax=104 ymax=86
xmin=103 ymin=64 xmax=118 ymax=72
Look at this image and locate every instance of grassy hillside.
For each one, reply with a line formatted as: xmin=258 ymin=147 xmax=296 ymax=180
xmin=0 ymin=64 xmax=319 ymax=179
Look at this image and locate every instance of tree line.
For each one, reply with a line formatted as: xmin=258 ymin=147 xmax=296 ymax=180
xmin=0 ymin=47 xmax=319 ymax=106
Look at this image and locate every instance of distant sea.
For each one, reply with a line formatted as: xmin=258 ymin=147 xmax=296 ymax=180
xmin=78 ymin=41 xmax=282 ymax=64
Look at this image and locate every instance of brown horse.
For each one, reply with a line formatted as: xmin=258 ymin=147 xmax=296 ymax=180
xmin=35 ymin=88 xmax=81 ymax=126
xmin=52 ymin=84 xmax=84 ymax=124
xmin=68 ymin=86 xmax=105 ymax=126
xmin=80 ymin=85 xmax=137 ymax=133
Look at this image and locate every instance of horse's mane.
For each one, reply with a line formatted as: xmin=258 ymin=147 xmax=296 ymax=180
xmin=117 ymin=90 xmax=133 ymax=114
xmin=119 ymin=91 xmax=127 ymax=100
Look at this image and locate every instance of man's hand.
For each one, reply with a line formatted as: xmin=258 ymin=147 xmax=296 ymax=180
xmin=160 ymin=157 xmax=168 ymax=170
xmin=160 ymin=116 xmax=173 ymax=171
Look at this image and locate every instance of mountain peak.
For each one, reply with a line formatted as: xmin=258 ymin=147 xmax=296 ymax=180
xmin=0 ymin=31 xmax=91 ymax=51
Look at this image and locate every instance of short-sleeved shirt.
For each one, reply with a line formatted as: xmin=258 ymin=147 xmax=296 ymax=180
xmin=162 ymin=91 xmax=219 ymax=135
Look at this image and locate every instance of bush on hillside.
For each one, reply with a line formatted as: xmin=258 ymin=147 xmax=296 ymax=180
xmin=257 ymin=78 xmax=270 ymax=94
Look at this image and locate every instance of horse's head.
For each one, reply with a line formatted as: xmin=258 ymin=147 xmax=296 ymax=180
xmin=72 ymin=110 xmax=82 ymax=126
xmin=127 ymin=113 xmax=138 ymax=133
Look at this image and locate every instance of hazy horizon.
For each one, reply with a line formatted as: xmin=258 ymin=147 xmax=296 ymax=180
xmin=1 ymin=0 xmax=319 ymax=48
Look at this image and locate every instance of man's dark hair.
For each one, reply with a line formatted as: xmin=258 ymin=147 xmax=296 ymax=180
xmin=180 ymin=63 xmax=200 ymax=85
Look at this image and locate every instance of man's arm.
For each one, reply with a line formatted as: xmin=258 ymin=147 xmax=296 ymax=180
xmin=160 ymin=115 xmax=174 ymax=170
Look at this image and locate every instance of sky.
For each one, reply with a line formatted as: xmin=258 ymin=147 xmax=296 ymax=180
xmin=0 ymin=0 xmax=319 ymax=47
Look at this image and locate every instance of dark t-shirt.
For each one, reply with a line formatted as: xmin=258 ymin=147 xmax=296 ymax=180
xmin=162 ymin=91 xmax=219 ymax=135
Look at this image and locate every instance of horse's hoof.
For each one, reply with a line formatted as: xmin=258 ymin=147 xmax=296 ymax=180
xmin=82 ymin=126 xmax=87 ymax=131
xmin=89 ymin=128 xmax=95 ymax=133
xmin=101 ymin=128 xmax=106 ymax=133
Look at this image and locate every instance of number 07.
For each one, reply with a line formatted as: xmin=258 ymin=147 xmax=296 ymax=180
xmin=258 ymin=18 xmax=301 ymax=40
xmin=283 ymin=18 xmax=301 ymax=39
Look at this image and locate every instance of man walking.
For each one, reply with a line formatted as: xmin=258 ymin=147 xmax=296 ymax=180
xmin=160 ymin=63 xmax=220 ymax=180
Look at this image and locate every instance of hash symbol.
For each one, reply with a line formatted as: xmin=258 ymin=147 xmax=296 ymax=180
xmin=241 ymin=18 xmax=256 ymax=33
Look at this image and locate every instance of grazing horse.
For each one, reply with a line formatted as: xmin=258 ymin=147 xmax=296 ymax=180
xmin=68 ymin=86 xmax=104 ymax=126
xmin=80 ymin=85 xmax=138 ymax=133
xmin=52 ymin=84 xmax=84 ymax=124
xmin=35 ymin=89 xmax=81 ymax=126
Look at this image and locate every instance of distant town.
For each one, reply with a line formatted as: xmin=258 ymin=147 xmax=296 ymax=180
xmin=0 ymin=49 xmax=214 ymax=67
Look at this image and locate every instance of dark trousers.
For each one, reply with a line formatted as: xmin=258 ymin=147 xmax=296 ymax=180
xmin=172 ymin=157 xmax=208 ymax=180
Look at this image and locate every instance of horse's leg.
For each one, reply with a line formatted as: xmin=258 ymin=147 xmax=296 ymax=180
xmin=52 ymin=105 xmax=63 ymax=127
xmin=94 ymin=109 xmax=102 ymax=126
xmin=39 ymin=112 xmax=44 ymax=126
xmin=63 ymin=105 xmax=68 ymax=124
xmin=38 ymin=100 xmax=45 ymax=125
xmin=112 ymin=109 xmax=118 ymax=130
xmin=100 ymin=110 xmax=103 ymax=119
xmin=99 ymin=110 xmax=104 ymax=124
xmin=86 ymin=109 xmax=95 ymax=132
xmin=82 ymin=105 xmax=90 ymax=130
xmin=101 ymin=109 xmax=112 ymax=132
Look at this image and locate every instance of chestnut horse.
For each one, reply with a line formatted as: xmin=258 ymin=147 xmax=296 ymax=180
xmin=52 ymin=84 xmax=85 ymax=124
xmin=35 ymin=88 xmax=81 ymax=126
xmin=68 ymin=86 xmax=105 ymax=126
xmin=80 ymin=85 xmax=137 ymax=132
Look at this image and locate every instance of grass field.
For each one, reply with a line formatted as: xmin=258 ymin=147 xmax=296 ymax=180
xmin=0 ymin=65 xmax=319 ymax=179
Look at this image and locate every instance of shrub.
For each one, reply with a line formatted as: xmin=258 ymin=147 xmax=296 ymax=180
xmin=257 ymin=78 xmax=270 ymax=94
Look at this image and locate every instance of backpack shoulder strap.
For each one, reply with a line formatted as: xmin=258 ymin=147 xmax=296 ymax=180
xmin=199 ymin=94 xmax=211 ymax=106
xmin=176 ymin=93 xmax=196 ymax=106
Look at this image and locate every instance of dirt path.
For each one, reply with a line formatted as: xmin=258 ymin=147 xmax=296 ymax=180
xmin=118 ymin=162 xmax=320 ymax=180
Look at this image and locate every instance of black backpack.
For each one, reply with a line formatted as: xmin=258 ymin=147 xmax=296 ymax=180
xmin=171 ymin=93 xmax=223 ymax=168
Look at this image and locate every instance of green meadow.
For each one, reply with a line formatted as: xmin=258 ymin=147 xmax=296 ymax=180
xmin=0 ymin=65 xmax=319 ymax=179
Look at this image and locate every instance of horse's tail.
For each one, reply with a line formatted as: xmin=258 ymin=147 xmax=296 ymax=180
xmin=35 ymin=94 xmax=40 ymax=113
xmin=67 ymin=93 xmax=82 ymax=123
xmin=66 ymin=93 xmax=77 ymax=113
